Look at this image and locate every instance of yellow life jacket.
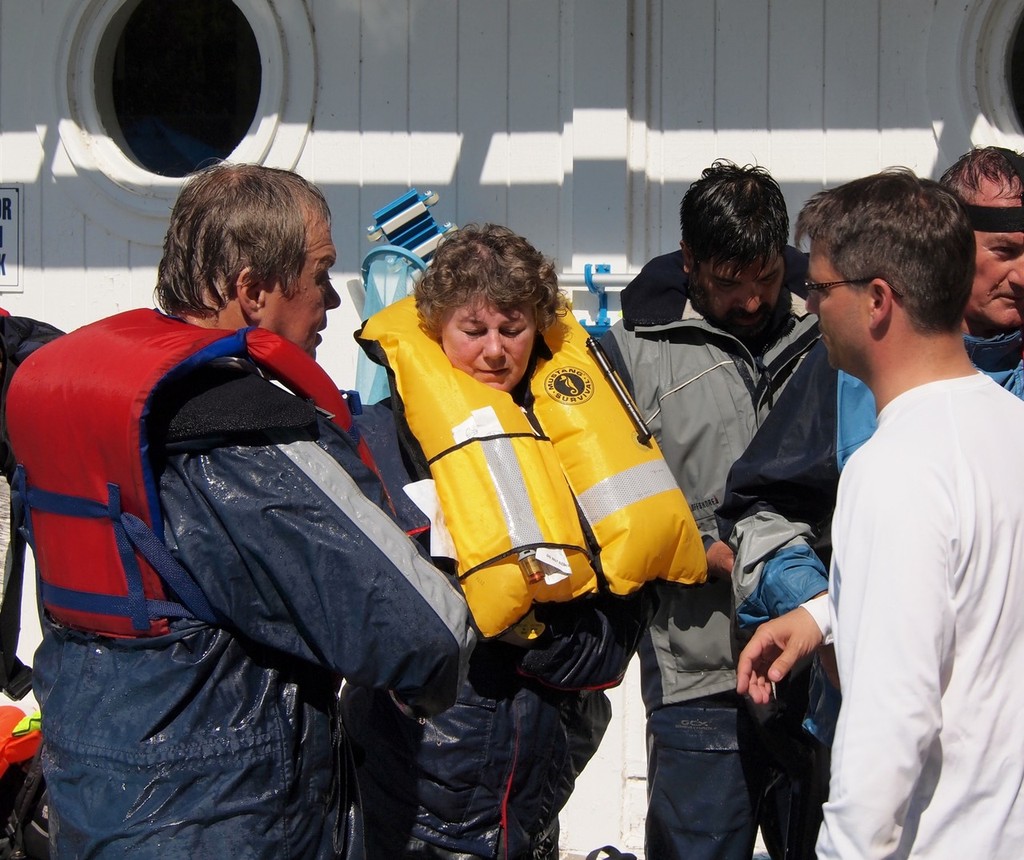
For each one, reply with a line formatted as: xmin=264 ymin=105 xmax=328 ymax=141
xmin=359 ymin=296 xmax=706 ymax=637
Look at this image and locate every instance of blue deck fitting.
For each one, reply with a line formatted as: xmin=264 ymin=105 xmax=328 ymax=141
xmin=582 ymin=263 xmax=613 ymax=337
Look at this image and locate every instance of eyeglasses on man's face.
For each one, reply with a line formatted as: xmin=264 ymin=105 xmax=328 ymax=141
xmin=803 ymin=277 xmax=903 ymax=298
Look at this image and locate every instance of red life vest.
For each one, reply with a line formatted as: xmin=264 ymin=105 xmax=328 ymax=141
xmin=6 ymin=308 xmax=377 ymax=638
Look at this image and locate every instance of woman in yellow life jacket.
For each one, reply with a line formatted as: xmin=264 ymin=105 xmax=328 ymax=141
xmin=342 ymin=224 xmax=705 ymax=860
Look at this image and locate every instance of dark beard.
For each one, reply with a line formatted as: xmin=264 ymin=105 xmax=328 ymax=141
xmin=688 ymin=278 xmax=775 ymax=342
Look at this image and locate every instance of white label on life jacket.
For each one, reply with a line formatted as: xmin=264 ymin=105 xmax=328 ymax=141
xmin=536 ymin=546 xmax=571 ymax=584
xmin=452 ymin=406 xmax=504 ymax=444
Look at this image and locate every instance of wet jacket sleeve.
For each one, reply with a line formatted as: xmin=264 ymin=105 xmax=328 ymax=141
xmin=716 ymin=342 xmax=839 ymax=627
xmin=159 ymin=418 xmax=474 ymax=718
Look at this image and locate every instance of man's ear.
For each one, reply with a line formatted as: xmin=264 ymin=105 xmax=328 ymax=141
xmin=681 ymin=242 xmax=695 ymax=276
xmin=866 ymin=278 xmax=895 ymax=333
xmin=234 ymin=267 xmax=273 ymax=323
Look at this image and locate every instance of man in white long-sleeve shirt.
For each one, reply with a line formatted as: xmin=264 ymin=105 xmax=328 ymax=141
xmin=739 ymin=169 xmax=1024 ymax=858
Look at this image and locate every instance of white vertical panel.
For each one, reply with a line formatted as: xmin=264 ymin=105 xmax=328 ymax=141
xmin=557 ymin=0 xmax=576 ymax=269
xmin=83 ymin=220 xmax=132 ymax=317
xmin=715 ymin=0 xmax=771 ymax=164
xmin=508 ymin=0 xmax=563 ymax=258
xmin=823 ymin=0 xmax=881 ymax=183
xmin=409 ymin=1 xmax=459 ymax=186
xmin=621 ymin=658 xmax=650 ymax=849
xmin=360 ymin=1 xmax=413 ymax=206
xmin=569 ymin=0 xmax=630 ymax=268
xmin=127 ymin=246 xmax=161 ymax=312
xmin=308 ymin=0 xmax=368 ymax=383
xmin=457 ymin=1 xmax=510 ymax=223
xmin=41 ymin=148 xmax=90 ymax=332
xmin=624 ymin=0 xmax=648 ymax=267
xmin=768 ymin=0 xmax=826 ymax=223
xmin=878 ymin=0 xmax=940 ymax=175
xmin=306 ymin=0 xmax=362 ymax=258
xmin=656 ymin=0 xmax=717 ymax=257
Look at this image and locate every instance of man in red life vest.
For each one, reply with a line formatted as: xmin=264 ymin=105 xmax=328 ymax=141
xmin=6 ymin=163 xmax=473 ymax=859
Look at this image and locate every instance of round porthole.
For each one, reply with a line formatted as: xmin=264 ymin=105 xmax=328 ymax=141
xmin=927 ymin=1 xmax=1024 ymax=167
xmin=1011 ymin=14 xmax=1024 ymax=131
xmin=107 ymin=0 xmax=262 ymax=177
xmin=47 ymin=0 xmax=316 ymax=244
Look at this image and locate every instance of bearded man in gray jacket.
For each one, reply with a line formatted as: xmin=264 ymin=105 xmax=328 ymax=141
xmin=601 ymin=161 xmax=819 ymax=860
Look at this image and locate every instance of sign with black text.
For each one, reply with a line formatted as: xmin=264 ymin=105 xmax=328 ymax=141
xmin=0 ymin=186 xmax=21 ymax=291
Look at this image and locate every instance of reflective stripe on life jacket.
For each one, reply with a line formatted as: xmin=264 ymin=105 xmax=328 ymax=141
xmin=6 ymin=309 xmax=373 ymax=638
xmin=531 ymin=315 xmax=706 ymax=594
xmin=359 ymin=296 xmax=706 ymax=637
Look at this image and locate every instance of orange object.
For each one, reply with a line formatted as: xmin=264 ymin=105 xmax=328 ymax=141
xmin=0 ymin=706 xmax=40 ymax=779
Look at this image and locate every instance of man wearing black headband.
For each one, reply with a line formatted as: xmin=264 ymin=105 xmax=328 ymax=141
xmin=723 ymin=146 xmax=1024 ymax=849
xmin=941 ymin=146 xmax=1024 ymax=338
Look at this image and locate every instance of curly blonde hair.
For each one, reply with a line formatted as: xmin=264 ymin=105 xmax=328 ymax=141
xmin=416 ymin=224 xmax=565 ymax=336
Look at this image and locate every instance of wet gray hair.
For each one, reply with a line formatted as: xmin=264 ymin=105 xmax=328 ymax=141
xmin=156 ymin=162 xmax=331 ymax=317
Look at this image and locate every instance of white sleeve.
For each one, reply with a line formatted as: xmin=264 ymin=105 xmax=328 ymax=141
xmin=816 ymin=448 xmax=954 ymax=859
xmin=799 ymin=592 xmax=832 ymax=644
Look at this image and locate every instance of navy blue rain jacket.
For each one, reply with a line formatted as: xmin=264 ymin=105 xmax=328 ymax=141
xmin=32 ymin=364 xmax=473 ymax=859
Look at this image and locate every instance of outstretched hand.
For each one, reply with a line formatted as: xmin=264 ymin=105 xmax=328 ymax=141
xmin=736 ymin=607 xmax=824 ymax=704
